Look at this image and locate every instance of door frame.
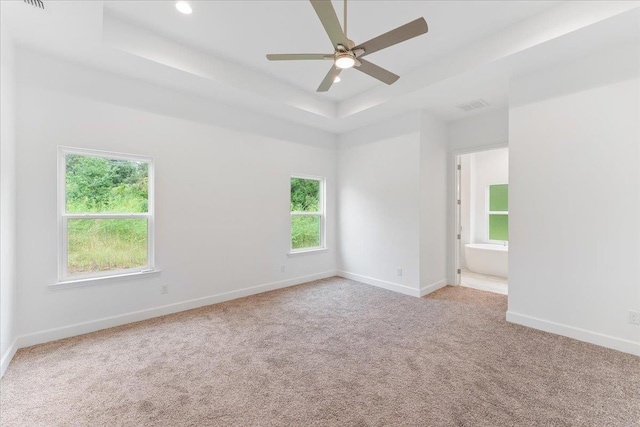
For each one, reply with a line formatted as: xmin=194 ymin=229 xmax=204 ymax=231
xmin=450 ymin=142 xmax=508 ymax=286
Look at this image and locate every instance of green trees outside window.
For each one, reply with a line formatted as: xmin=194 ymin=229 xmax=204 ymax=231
xmin=61 ymin=150 xmax=153 ymax=278
xmin=67 ymin=218 xmax=148 ymax=275
xmin=66 ymin=155 xmax=148 ymax=213
xmin=290 ymin=177 xmax=324 ymax=250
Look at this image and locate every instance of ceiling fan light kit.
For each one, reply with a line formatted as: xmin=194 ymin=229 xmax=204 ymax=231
xmin=266 ymin=0 xmax=428 ymax=92
xmin=335 ymin=52 xmax=356 ymax=69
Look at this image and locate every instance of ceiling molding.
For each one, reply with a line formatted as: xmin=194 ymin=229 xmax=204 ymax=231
xmin=16 ymin=47 xmax=339 ymax=147
xmin=337 ymin=1 xmax=640 ymax=119
xmin=2 ymin=1 xmax=639 ymax=134
xmin=102 ymin=12 xmax=337 ymax=120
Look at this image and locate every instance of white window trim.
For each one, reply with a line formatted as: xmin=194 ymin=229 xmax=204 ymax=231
xmin=56 ymin=146 xmax=157 ymax=285
xmin=50 ymin=269 xmax=161 ymax=290
xmin=289 ymin=174 xmax=326 ymax=254
xmin=486 ymin=183 xmax=508 ymax=244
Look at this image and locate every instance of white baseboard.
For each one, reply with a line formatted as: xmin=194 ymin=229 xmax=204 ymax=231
xmin=337 ymin=271 xmax=420 ymax=297
xmin=506 ymin=311 xmax=640 ymax=357
xmin=15 ymin=270 xmax=338 ymax=351
xmin=1 ymin=338 xmax=18 ymax=378
xmin=420 ymin=279 xmax=448 ymax=297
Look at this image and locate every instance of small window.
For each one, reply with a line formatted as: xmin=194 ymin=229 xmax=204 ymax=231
xmin=488 ymin=184 xmax=508 ymax=242
xmin=290 ymin=176 xmax=325 ymax=252
xmin=58 ymin=147 xmax=154 ymax=281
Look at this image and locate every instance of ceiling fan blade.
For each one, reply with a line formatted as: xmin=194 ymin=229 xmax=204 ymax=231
xmin=317 ymin=66 xmax=342 ymax=92
xmin=355 ymin=59 xmax=399 ymax=85
xmin=354 ymin=18 xmax=428 ymax=58
xmin=267 ymin=54 xmax=333 ymax=61
xmin=310 ymin=0 xmax=349 ymax=49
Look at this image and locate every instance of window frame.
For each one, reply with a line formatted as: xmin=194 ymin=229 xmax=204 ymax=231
xmin=289 ymin=174 xmax=326 ymax=254
xmin=486 ymin=183 xmax=508 ymax=244
xmin=57 ymin=146 xmax=156 ymax=283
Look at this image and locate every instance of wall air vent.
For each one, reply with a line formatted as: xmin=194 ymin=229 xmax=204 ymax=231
xmin=457 ymin=98 xmax=490 ymax=112
xmin=23 ymin=0 xmax=45 ymax=10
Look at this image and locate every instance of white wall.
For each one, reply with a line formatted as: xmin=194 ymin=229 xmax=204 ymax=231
xmin=336 ymin=111 xmax=449 ymax=297
xmin=508 ymin=43 xmax=640 ymax=355
xmin=337 ymin=113 xmax=422 ymax=296
xmin=0 ymin=7 xmax=19 ymax=376
xmin=14 ymin=51 xmax=338 ymax=345
xmin=448 ymin=109 xmax=508 ymax=153
xmin=419 ymin=112 xmax=449 ymax=294
xmin=471 ymin=148 xmax=509 ymax=244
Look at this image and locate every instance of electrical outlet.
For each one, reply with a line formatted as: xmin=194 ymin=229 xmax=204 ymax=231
xmin=161 ymin=284 xmax=169 ymax=295
xmin=629 ymin=310 xmax=640 ymax=325
xmin=397 ymin=268 xmax=403 ymax=277
xmin=280 ymin=265 xmax=286 ymax=273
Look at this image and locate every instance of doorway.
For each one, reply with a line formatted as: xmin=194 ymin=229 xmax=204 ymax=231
xmin=454 ymin=147 xmax=509 ymax=295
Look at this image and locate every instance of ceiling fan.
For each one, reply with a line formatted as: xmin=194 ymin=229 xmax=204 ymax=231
xmin=266 ymin=0 xmax=428 ymax=92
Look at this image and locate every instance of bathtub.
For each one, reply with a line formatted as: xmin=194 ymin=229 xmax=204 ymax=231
xmin=464 ymin=243 xmax=508 ymax=278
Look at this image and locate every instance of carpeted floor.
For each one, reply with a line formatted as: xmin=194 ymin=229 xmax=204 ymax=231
xmin=1 ymin=277 xmax=639 ymax=426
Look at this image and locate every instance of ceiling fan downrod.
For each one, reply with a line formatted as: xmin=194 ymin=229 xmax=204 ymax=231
xmin=343 ymin=0 xmax=355 ymax=49
xmin=344 ymin=0 xmax=347 ymax=39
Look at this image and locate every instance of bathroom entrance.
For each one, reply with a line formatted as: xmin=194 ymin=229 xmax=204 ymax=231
xmin=454 ymin=147 xmax=509 ymax=294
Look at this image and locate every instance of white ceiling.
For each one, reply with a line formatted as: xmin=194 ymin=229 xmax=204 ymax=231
xmin=103 ymin=0 xmax=556 ymax=101
xmin=2 ymin=0 xmax=639 ymax=133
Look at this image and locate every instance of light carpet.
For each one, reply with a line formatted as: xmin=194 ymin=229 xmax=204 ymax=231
xmin=1 ymin=277 xmax=639 ymax=426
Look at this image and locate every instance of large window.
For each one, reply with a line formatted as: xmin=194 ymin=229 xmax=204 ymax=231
xmin=290 ymin=176 xmax=325 ymax=252
xmin=58 ymin=147 xmax=154 ymax=282
xmin=488 ymin=184 xmax=508 ymax=242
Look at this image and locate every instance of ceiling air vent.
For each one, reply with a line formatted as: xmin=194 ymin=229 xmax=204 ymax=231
xmin=457 ymin=98 xmax=490 ymax=112
xmin=23 ymin=0 xmax=45 ymax=10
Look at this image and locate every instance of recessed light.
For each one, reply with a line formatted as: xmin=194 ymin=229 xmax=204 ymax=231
xmin=176 ymin=1 xmax=192 ymax=14
xmin=334 ymin=76 xmax=341 ymax=83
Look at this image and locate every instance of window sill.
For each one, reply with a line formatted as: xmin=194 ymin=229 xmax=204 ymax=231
xmin=287 ymin=248 xmax=327 ymax=257
xmin=50 ymin=269 xmax=161 ymax=290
